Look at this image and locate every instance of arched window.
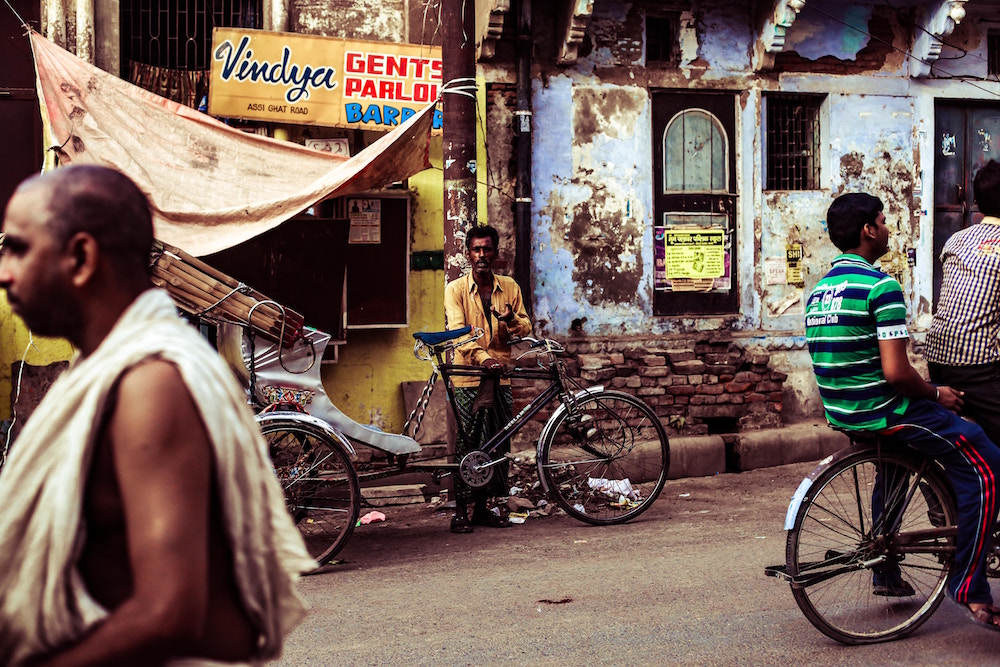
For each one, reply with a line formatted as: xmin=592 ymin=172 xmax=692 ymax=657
xmin=662 ymin=108 xmax=729 ymax=193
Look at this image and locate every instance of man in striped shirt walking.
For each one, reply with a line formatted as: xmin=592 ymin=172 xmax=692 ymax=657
xmin=806 ymin=192 xmax=1000 ymax=631
xmin=926 ymin=159 xmax=1000 ymax=446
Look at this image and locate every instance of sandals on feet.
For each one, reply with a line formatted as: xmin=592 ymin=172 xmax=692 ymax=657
xmin=450 ymin=514 xmax=474 ymax=534
xmin=470 ymin=510 xmax=512 ymax=528
xmin=948 ymin=592 xmax=1000 ymax=632
xmin=963 ymin=604 xmax=1000 ymax=633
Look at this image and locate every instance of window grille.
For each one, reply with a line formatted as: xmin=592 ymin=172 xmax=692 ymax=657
xmin=122 ymin=0 xmax=260 ymax=70
xmin=989 ymin=31 xmax=1000 ymax=78
xmin=646 ymin=12 xmax=679 ymax=65
xmin=121 ymin=0 xmax=261 ymax=106
xmin=764 ymin=93 xmax=822 ymax=191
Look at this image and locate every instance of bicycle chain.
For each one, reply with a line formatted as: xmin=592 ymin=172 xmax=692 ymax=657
xmin=402 ymin=369 xmax=438 ymax=438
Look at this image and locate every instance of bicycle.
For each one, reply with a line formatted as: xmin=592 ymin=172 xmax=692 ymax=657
xmin=151 ymin=243 xmax=670 ymax=566
xmin=221 ymin=323 xmax=671 ymax=564
xmin=766 ymin=427 xmax=1000 ymax=644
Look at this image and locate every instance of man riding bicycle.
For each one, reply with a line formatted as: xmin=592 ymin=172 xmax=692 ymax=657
xmin=805 ymin=192 xmax=1000 ymax=631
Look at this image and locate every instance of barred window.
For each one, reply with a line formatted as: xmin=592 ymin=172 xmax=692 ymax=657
xmin=764 ymin=94 xmax=823 ymax=191
xmin=121 ymin=0 xmax=261 ymax=106
xmin=646 ymin=12 xmax=679 ymax=66
xmin=989 ymin=31 xmax=1000 ymax=78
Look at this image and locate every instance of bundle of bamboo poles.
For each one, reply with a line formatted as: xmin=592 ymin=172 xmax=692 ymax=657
xmin=150 ymin=240 xmax=304 ymax=347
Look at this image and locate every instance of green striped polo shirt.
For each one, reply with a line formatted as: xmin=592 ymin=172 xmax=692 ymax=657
xmin=805 ymin=254 xmax=910 ymax=430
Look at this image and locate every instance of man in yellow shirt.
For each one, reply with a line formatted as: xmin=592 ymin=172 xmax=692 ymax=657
xmin=444 ymin=225 xmax=532 ymax=533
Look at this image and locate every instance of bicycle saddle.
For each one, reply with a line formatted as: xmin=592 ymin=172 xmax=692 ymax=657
xmin=412 ymin=326 xmax=472 ymax=346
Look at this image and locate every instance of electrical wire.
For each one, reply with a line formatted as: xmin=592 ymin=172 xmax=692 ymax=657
xmin=883 ymin=0 xmax=998 ymax=76
xmin=1 ymin=333 xmax=38 ymax=470
xmin=803 ymin=2 xmax=1000 ymax=98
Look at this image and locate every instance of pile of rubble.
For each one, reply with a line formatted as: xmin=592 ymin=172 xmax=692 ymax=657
xmin=427 ymin=450 xmax=565 ymax=522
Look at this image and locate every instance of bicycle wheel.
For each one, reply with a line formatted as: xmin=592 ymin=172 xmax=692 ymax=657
xmin=786 ymin=448 xmax=956 ymax=644
xmin=262 ymin=419 xmax=361 ymax=565
xmin=538 ymin=390 xmax=669 ymax=525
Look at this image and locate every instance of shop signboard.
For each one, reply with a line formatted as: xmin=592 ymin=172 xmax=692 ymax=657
xmin=208 ymin=28 xmax=442 ymax=130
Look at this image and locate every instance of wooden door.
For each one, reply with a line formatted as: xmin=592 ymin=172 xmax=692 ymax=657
xmin=933 ymin=101 xmax=1000 ymax=307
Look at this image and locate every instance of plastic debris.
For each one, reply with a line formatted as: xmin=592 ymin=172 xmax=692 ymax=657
xmin=588 ymin=477 xmax=639 ymax=501
xmin=508 ymin=512 xmax=529 ymax=524
xmin=610 ymin=495 xmax=640 ymax=510
xmin=357 ymin=511 xmax=387 ymax=526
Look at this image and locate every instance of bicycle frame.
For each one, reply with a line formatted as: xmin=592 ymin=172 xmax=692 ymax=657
xmin=434 ymin=362 xmax=563 ymax=459
xmin=398 ymin=330 xmax=580 ymax=465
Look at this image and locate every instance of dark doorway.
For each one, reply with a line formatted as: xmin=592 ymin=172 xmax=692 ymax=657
xmin=933 ymin=101 xmax=1000 ymax=307
xmin=1 ymin=0 xmax=42 ymax=213
xmin=651 ymin=91 xmax=738 ymax=316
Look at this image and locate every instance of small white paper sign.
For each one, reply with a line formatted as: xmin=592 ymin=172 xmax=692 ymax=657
xmin=765 ymin=257 xmax=787 ymax=286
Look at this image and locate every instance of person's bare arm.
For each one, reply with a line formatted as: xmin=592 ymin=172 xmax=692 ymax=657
xmin=879 ymin=338 xmax=964 ymax=412
xmin=36 ymin=360 xmax=213 ymax=667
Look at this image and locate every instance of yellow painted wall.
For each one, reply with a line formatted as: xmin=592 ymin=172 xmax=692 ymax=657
xmin=321 ymin=84 xmax=490 ymax=432
xmin=320 ymin=137 xmax=447 ymax=431
xmin=0 ymin=294 xmax=74 ymax=421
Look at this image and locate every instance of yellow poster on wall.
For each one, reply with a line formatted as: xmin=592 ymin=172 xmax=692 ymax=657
xmin=663 ymin=229 xmax=725 ymax=279
xmin=208 ymin=28 xmax=442 ymax=130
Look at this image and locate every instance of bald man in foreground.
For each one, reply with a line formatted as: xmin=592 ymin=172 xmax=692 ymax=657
xmin=0 ymin=165 xmax=315 ymax=666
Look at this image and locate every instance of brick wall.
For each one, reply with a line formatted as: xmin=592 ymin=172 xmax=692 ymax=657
xmin=511 ymin=336 xmax=786 ymax=449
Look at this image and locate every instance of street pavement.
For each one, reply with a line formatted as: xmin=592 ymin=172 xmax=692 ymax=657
xmin=272 ymin=461 xmax=1000 ymax=667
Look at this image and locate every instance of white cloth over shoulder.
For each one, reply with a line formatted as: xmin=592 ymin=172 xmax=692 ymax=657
xmin=0 ymin=289 xmax=316 ymax=665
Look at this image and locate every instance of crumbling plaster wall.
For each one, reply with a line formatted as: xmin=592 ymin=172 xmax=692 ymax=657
xmin=531 ymin=76 xmax=655 ymax=336
xmin=290 ymin=0 xmax=404 ymax=38
xmin=531 ymin=1 xmax=760 ymax=338
xmin=760 ymin=94 xmax=920 ymax=333
xmin=524 ymin=0 xmax=962 ymax=424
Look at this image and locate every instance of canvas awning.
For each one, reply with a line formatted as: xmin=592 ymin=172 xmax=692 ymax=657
xmin=28 ymin=30 xmax=435 ymax=256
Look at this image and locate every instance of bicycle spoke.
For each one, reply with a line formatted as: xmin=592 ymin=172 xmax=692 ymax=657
xmin=539 ymin=391 xmax=669 ymax=525
xmin=262 ymin=421 xmax=360 ymax=565
xmin=786 ymin=451 xmax=955 ymax=644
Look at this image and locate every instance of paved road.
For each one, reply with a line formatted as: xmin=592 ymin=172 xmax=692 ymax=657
xmin=273 ymin=461 xmax=1000 ymax=666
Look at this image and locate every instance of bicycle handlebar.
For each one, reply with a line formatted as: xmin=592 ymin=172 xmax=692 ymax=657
xmin=509 ymin=337 xmax=565 ymax=360
xmin=412 ymin=332 xmax=566 ymax=363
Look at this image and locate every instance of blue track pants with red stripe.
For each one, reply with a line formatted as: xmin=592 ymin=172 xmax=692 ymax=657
xmin=886 ymin=398 xmax=1000 ymax=604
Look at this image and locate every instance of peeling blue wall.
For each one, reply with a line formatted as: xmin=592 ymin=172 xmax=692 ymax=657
xmin=531 ymin=76 xmax=655 ymax=336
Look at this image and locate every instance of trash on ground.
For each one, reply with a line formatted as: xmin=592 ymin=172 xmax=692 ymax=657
xmin=610 ymin=495 xmax=640 ymax=510
xmin=357 ymin=510 xmax=387 ymax=525
xmin=507 ymin=496 xmax=536 ymax=512
xmin=508 ymin=512 xmax=529 ymax=524
xmin=588 ymin=476 xmax=639 ymax=501
xmin=679 ymin=493 xmax=691 ymax=498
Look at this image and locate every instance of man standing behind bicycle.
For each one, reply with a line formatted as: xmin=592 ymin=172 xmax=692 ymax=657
xmin=925 ymin=159 xmax=1000 ymax=446
xmin=805 ymin=192 xmax=1000 ymax=631
xmin=444 ymin=225 xmax=532 ymax=534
